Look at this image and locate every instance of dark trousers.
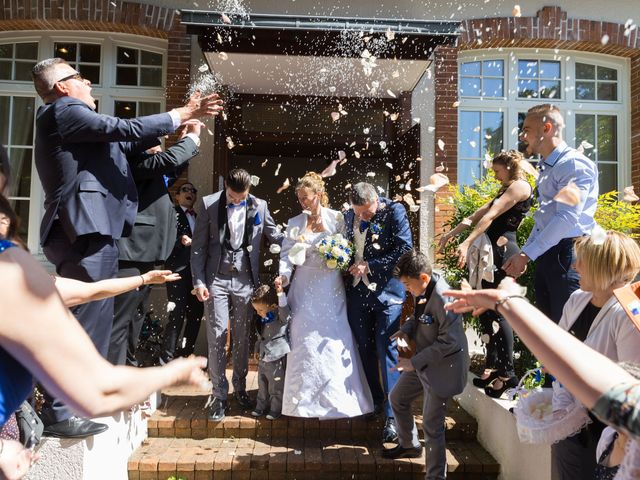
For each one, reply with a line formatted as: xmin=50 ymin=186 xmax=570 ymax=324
xmin=162 ymin=267 xmax=204 ymax=360
xmin=41 ymin=222 xmax=118 ymax=424
xmin=347 ymin=283 xmax=402 ymax=419
xmin=108 ymin=261 xmax=154 ymax=366
xmin=534 ymin=238 xmax=580 ymax=323
xmin=552 ymin=421 xmax=603 ymax=480
xmin=479 ymin=231 xmax=516 ymax=378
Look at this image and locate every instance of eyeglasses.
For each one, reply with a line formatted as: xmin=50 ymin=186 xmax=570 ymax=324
xmin=180 ymin=187 xmax=198 ymax=194
xmin=56 ymin=72 xmax=84 ymax=83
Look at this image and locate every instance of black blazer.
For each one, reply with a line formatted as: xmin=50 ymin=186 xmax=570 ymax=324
xmin=165 ymin=205 xmax=194 ymax=273
xmin=34 ymin=96 xmax=174 ymax=245
xmin=118 ymin=136 xmax=199 ymax=264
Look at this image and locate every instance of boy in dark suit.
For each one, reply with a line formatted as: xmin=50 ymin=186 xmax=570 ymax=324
xmin=384 ymin=250 xmax=469 ymax=480
xmin=249 ymin=283 xmax=291 ymax=420
xmin=161 ymin=181 xmax=204 ymax=363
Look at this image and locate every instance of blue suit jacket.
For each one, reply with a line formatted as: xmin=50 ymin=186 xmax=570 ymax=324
xmin=344 ymin=197 xmax=413 ymax=305
xmin=34 ymin=96 xmax=174 ymax=245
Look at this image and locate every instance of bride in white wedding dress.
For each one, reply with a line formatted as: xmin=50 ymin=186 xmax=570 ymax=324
xmin=276 ymin=172 xmax=373 ymax=419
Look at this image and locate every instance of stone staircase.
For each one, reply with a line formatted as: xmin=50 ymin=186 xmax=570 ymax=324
xmin=128 ymin=371 xmax=500 ymax=480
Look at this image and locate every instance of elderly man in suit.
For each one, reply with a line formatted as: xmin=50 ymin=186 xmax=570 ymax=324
xmin=31 ymin=57 xmax=221 ymax=438
xmin=344 ymin=182 xmax=413 ymax=443
xmin=191 ymin=168 xmax=283 ymax=421
xmin=108 ymin=123 xmax=203 ymax=366
xmin=384 ymin=250 xmax=469 ymax=480
xmin=160 ymin=180 xmax=205 ymax=364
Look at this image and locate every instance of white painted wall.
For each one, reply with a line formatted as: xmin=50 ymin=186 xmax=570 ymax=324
xmin=412 ymin=64 xmax=437 ymax=259
xmin=148 ymin=0 xmax=638 ymax=25
xmin=456 ymin=377 xmax=554 ymax=480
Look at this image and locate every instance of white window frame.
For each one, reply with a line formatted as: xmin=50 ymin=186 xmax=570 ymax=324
xmin=458 ymin=48 xmax=631 ymax=190
xmin=0 ymin=31 xmax=167 ymax=253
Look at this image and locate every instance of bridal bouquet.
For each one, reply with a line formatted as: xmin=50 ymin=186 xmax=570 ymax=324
xmin=316 ymin=234 xmax=353 ymax=270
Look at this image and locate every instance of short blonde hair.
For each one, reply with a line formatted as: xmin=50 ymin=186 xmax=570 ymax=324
xmin=296 ymin=172 xmax=329 ymax=207
xmin=574 ymin=231 xmax=640 ymax=290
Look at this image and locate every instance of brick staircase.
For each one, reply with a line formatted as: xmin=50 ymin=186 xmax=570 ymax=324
xmin=128 ymin=371 xmax=499 ymax=480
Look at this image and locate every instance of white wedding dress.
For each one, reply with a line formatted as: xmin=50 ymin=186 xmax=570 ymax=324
xmin=279 ymin=208 xmax=374 ymax=419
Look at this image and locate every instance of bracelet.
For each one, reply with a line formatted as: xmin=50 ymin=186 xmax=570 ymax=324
xmin=495 ymin=294 xmax=528 ymax=313
xmin=139 ymin=275 xmax=145 ymax=287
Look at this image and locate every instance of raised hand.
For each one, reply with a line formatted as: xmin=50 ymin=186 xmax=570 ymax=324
xmin=141 ymin=270 xmax=181 ymax=285
xmin=164 ymin=356 xmax=208 ymax=388
xmin=174 ymin=91 xmax=224 ymax=123
xmin=179 ymin=120 xmax=205 ymax=139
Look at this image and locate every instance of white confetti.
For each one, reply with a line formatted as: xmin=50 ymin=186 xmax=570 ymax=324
xmin=379 ymin=141 xmax=387 ymax=150
xmin=437 ymin=139 xmax=445 ymax=151
xmin=386 ymin=89 xmax=397 ymax=98
xmin=623 ymin=186 xmax=639 ymax=203
xmin=590 ymin=224 xmax=607 ymax=245
xmin=275 ymin=163 xmax=282 ymax=176
xmin=601 ymin=34 xmax=610 ymax=45
xmin=330 ymin=112 xmax=340 ymax=122
xmin=166 ymin=301 xmax=176 ymax=313
xmin=269 ymin=244 xmax=281 ymax=254
xmin=512 ymin=5 xmax=522 ymax=17
xmin=263 ymin=259 xmax=273 ymax=267
xmin=554 ymin=181 xmax=581 ymax=206
xmin=480 ymin=333 xmax=491 ymax=344
xmin=221 ymin=13 xmax=231 ymax=24
xmin=218 ymin=52 xmax=228 ymax=61
xmin=276 ymin=178 xmax=290 ymax=194
xmin=367 ymin=282 xmax=377 ymax=291
xmin=198 ymin=64 xmax=209 ymax=73
xmin=246 ymin=245 xmax=253 ymax=252
xmin=366 ymin=172 xmax=376 ymax=177
xmin=250 ymin=175 xmax=260 ymax=186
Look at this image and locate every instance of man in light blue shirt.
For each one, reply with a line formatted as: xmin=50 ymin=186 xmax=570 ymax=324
xmin=503 ymin=104 xmax=598 ymax=323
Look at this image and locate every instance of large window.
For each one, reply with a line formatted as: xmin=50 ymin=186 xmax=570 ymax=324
xmin=0 ymin=33 xmax=167 ymax=252
xmin=458 ymin=50 xmax=628 ymax=190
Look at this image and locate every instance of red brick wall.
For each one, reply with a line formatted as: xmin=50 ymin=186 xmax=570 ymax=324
xmin=433 ymin=5 xmax=640 ymax=237
xmin=433 ymin=46 xmax=458 ymax=235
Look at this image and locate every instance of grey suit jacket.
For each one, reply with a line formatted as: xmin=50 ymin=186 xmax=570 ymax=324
xmin=400 ymin=274 xmax=469 ymax=398
xmin=256 ymin=303 xmax=291 ymax=362
xmin=190 ymin=190 xmax=283 ymax=288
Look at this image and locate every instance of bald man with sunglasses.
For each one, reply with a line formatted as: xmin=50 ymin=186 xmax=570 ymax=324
xmin=30 ymin=57 xmax=222 ymax=439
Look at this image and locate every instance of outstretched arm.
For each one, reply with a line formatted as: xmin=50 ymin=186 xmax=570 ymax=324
xmin=443 ymin=278 xmax=634 ymax=410
xmin=54 ymin=270 xmax=180 ymax=307
xmin=0 ymin=248 xmax=207 ymax=418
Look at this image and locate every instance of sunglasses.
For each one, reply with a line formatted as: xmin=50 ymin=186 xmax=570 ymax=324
xmin=56 ymin=72 xmax=84 ymax=83
xmin=180 ymin=186 xmax=198 ymax=194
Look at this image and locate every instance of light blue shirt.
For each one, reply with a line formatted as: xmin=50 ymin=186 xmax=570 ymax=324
xmin=521 ymin=141 xmax=598 ymax=261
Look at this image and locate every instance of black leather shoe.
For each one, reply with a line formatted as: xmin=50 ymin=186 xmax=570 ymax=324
xmin=43 ymin=417 xmax=108 ymax=438
xmin=208 ymin=397 xmax=227 ymax=421
xmin=382 ymin=418 xmax=399 ymax=443
xmin=382 ymin=444 xmax=423 ymax=459
xmin=472 ymin=370 xmax=500 ymax=388
xmin=235 ymin=390 xmax=252 ymax=410
xmin=485 ymin=376 xmax=518 ymax=399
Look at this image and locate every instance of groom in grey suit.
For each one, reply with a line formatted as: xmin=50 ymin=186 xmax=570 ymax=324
xmin=191 ymin=169 xmax=283 ymax=421
xmin=384 ymin=250 xmax=469 ymax=480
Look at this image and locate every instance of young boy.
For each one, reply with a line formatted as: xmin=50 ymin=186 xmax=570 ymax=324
xmin=384 ymin=249 xmax=469 ymax=480
xmin=250 ymin=283 xmax=291 ymax=420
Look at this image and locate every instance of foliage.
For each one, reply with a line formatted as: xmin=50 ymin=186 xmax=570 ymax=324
xmin=595 ymin=191 xmax=640 ymax=238
xmin=437 ymin=173 xmax=640 ymax=378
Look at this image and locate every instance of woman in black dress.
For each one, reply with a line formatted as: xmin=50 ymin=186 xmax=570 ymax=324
xmin=439 ymin=150 xmax=533 ymax=397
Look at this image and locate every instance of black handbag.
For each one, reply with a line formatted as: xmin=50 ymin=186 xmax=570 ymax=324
xmin=15 ymin=400 xmax=44 ymax=448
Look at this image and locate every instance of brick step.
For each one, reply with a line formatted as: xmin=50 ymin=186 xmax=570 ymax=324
xmin=128 ymin=437 xmax=500 ymax=480
xmin=147 ymin=394 xmax=478 ymax=442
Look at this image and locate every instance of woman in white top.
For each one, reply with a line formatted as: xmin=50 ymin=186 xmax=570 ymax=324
xmin=275 ymin=172 xmax=373 ymax=419
xmin=553 ymin=231 xmax=640 ymax=480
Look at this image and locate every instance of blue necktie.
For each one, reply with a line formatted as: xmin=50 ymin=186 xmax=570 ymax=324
xmin=260 ymin=311 xmax=276 ymax=324
xmin=359 ymin=220 xmax=369 ymax=233
xmin=227 ymin=200 xmax=246 ymax=209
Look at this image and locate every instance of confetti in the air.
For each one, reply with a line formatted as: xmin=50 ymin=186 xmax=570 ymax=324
xmin=623 ymin=186 xmax=639 ymax=203
xmin=554 ymin=181 xmax=581 ymax=206
xmin=166 ymin=302 xmax=176 ymax=312
xmin=250 ymin=175 xmax=260 ymax=186
xmin=269 ymin=244 xmax=282 ymax=254
xmin=437 ymin=139 xmax=445 ymax=151
xmin=496 ymin=236 xmax=508 ymax=247
xmin=590 ymin=224 xmax=607 ymax=245
xmin=512 ymin=5 xmax=522 ymax=17
xmin=276 ymin=178 xmax=290 ymax=194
